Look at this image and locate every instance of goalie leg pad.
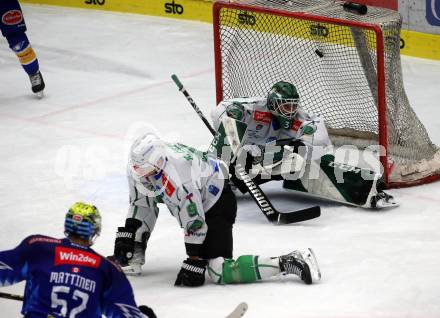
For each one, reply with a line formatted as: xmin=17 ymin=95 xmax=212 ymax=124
xmin=283 ymin=154 xmax=390 ymax=207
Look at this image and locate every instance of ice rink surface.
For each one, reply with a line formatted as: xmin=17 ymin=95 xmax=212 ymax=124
xmin=1 ymin=4 xmax=440 ymax=318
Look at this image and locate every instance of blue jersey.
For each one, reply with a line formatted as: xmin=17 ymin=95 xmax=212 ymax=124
xmin=0 ymin=235 xmax=145 ymax=318
xmin=0 ymin=0 xmax=27 ymax=37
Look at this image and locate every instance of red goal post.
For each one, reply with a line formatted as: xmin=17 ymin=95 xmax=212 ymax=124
xmin=212 ymin=0 xmax=440 ymax=188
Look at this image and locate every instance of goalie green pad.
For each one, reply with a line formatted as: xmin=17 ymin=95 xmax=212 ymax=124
xmin=208 ymin=117 xmax=248 ymax=164
xmin=283 ymin=154 xmax=380 ymax=207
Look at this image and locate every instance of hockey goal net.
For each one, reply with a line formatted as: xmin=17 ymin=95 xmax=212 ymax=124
xmin=213 ymin=0 xmax=440 ymax=188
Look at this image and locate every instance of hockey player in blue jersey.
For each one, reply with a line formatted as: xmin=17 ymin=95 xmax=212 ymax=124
xmin=0 ymin=0 xmax=45 ymax=96
xmin=0 ymin=202 xmax=156 ymax=318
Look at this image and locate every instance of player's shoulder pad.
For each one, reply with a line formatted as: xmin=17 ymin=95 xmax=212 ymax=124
xmin=226 ymin=101 xmax=245 ymax=121
xmin=25 ymin=234 xmax=62 ymax=246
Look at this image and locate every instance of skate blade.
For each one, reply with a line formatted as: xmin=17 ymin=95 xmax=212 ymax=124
xmin=302 ymin=248 xmax=321 ymax=282
xmin=373 ymin=193 xmax=399 ymax=209
xmin=374 ymin=199 xmax=399 ymax=209
xmin=122 ymin=264 xmax=143 ymax=276
xmin=35 ymin=91 xmax=44 ymax=99
xmin=225 ymin=302 xmax=248 ymax=318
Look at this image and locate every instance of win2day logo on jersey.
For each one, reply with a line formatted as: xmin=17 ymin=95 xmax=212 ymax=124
xmin=253 ymin=111 xmax=272 ymax=124
xmin=55 ymin=247 xmax=101 ymax=268
xmin=427 ymin=0 xmax=440 ymax=26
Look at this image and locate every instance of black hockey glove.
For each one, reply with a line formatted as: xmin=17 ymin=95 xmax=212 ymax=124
xmin=174 ymin=258 xmax=207 ymax=287
xmin=139 ymin=305 xmax=157 ymax=318
xmin=112 ymin=218 xmax=142 ymax=266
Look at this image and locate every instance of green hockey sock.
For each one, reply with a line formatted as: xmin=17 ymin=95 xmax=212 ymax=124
xmin=209 ymin=255 xmax=280 ymax=284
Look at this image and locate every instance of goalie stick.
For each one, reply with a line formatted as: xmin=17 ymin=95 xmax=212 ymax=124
xmin=171 ymin=74 xmax=320 ymax=225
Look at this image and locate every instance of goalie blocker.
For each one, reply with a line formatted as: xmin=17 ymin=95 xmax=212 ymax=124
xmin=210 ymin=116 xmax=397 ymax=209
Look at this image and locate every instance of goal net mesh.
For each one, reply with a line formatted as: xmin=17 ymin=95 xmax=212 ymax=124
xmin=214 ymin=0 xmax=440 ymax=187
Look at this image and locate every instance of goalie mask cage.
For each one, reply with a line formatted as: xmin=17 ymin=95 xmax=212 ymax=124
xmin=213 ymin=0 xmax=440 ymax=188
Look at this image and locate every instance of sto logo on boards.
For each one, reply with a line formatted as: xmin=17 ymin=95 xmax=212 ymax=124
xmin=85 ymin=0 xmax=105 ymax=5
xmin=165 ymin=0 xmax=184 ymax=15
xmin=426 ymin=0 xmax=440 ymax=26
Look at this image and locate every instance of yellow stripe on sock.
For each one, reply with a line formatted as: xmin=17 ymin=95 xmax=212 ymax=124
xmin=17 ymin=46 xmax=37 ymax=65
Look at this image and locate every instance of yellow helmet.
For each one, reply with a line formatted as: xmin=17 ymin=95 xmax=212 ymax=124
xmin=64 ymin=202 xmax=101 ymax=244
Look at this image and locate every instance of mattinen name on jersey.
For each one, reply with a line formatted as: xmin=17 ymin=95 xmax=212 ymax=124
xmin=50 ymin=271 xmax=97 ymax=293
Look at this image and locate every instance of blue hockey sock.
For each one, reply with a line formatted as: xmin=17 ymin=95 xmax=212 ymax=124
xmin=7 ymin=32 xmax=39 ymax=75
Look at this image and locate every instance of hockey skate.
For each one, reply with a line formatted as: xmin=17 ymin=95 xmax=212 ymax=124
xmin=29 ymin=71 xmax=45 ymax=98
xmin=370 ymin=191 xmax=398 ymax=209
xmin=121 ymin=262 xmax=143 ymax=276
xmin=107 ymin=243 xmax=144 ymax=276
xmin=279 ymin=248 xmax=321 ymax=284
xmin=121 ymin=243 xmax=145 ymax=276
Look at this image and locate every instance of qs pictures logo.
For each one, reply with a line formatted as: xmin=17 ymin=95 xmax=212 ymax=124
xmin=426 ymin=0 xmax=440 ymax=26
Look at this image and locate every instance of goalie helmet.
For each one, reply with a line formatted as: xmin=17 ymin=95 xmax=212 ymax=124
xmin=129 ymin=133 xmax=167 ymax=177
xmin=64 ymin=202 xmax=102 ymax=245
xmin=267 ymin=81 xmax=300 ymax=120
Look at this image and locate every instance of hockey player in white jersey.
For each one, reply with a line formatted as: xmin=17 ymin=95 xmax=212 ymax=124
xmin=110 ymin=133 xmax=321 ymax=286
xmin=211 ymin=81 xmax=396 ymax=209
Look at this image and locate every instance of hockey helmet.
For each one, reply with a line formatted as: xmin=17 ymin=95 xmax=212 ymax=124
xmin=129 ymin=133 xmax=167 ymax=177
xmin=267 ymin=81 xmax=300 ymax=120
xmin=64 ymin=202 xmax=102 ymax=244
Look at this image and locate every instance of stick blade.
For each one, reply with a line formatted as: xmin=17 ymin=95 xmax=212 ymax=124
xmin=0 ymin=291 xmax=24 ymax=301
xmin=225 ymin=302 xmax=248 ymax=318
xmin=275 ymin=205 xmax=321 ymax=225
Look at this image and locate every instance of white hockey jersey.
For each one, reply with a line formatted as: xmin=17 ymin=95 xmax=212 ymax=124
xmin=211 ymin=98 xmax=396 ymax=209
xmin=127 ymin=143 xmax=226 ymax=248
xmin=212 ymin=97 xmax=332 ymax=160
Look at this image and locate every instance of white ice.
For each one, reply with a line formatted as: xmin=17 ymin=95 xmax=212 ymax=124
xmin=1 ymin=4 xmax=440 ymax=318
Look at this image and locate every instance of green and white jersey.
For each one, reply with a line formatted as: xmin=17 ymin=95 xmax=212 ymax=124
xmin=212 ymin=97 xmax=332 ymax=159
xmin=127 ymin=143 xmax=226 ymax=247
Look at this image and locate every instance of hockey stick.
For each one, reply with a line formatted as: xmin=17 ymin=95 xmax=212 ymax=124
xmin=0 ymin=291 xmax=24 ymax=301
xmin=225 ymin=302 xmax=248 ymax=318
xmin=171 ymin=75 xmax=217 ymax=136
xmin=171 ymin=74 xmax=320 ymax=224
